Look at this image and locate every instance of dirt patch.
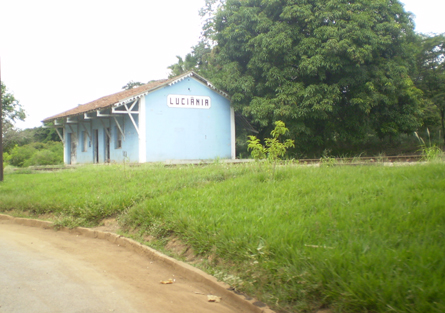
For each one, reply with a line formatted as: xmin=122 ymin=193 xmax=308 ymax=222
xmin=143 ymin=234 xmax=156 ymax=242
xmin=91 ymin=217 xmax=120 ymax=233
xmin=0 ymin=210 xmax=56 ymax=221
xmin=165 ymin=237 xmax=197 ymax=262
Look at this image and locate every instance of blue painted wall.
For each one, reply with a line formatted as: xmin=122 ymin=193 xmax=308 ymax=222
xmin=144 ymin=78 xmax=232 ymax=162
xmin=65 ymin=113 xmax=140 ymax=164
xmin=63 ymin=77 xmax=232 ymax=164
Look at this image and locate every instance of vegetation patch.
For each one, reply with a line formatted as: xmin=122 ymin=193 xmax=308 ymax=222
xmin=0 ymin=162 xmax=444 ymax=312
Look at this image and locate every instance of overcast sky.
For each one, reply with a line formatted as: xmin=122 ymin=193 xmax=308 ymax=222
xmin=1 ymin=0 xmax=444 ymax=130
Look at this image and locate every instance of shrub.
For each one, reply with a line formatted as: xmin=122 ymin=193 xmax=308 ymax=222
xmin=247 ymin=121 xmax=295 ymax=178
xmin=414 ymin=129 xmax=444 ymax=162
xmin=7 ymin=141 xmax=63 ymax=167
xmin=8 ymin=144 xmax=35 ymax=167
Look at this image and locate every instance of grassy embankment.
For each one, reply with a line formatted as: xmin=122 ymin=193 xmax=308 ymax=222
xmin=0 ymin=162 xmax=444 ymax=313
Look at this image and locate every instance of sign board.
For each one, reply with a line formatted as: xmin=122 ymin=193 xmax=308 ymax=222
xmin=167 ymin=95 xmax=211 ymax=109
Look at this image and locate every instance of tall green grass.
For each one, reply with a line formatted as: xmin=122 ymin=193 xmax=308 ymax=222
xmin=1 ymin=163 xmax=444 ymax=312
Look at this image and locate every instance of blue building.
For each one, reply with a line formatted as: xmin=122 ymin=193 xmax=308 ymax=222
xmin=42 ymin=72 xmax=235 ymax=164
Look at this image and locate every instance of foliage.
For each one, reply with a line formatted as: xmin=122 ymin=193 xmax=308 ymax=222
xmin=1 ymin=82 xmax=26 ymax=153
xmin=248 ymin=120 xmax=295 ymax=179
xmin=2 ymin=122 xmax=21 ymax=152
xmin=1 ymin=81 xmax=25 ymax=125
xmin=208 ymin=0 xmax=423 ymax=150
xmin=246 ymin=135 xmax=266 ymax=160
xmin=2 ymin=126 xmax=61 ymax=153
xmin=412 ymin=33 xmax=445 ymax=142
xmin=7 ymin=144 xmax=34 ymax=167
xmin=199 ymin=0 xmax=225 ymax=41
xmin=414 ymin=129 xmax=444 ymax=161
xmin=248 ymin=120 xmax=294 ymax=160
xmin=167 ymin=55 xmax=196 ymax=78
xmin=165 ymin=0 xmax=225 ymax=78
xmin=166 ymin=0 xmax=441 ymax=157
xmin=319 ymin=149 xmax=337 ymax=167
xmin=167 ymin=41 xmax=213 ymax=78
xmin=1 ymin=163 xmax=444 ymax=312
xmin=6 ymin=141 xmax=63 ymax=167
xmin=121 ymin=81 xmax=144 ymax=90
xmin=2 ymin=151 xmax=11 ymax=169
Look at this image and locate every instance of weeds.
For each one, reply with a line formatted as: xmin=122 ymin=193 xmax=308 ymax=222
xmin=247 ymin=121 xmax=295 ymax=179
xmin=319 ymin=149 xmax=337 ymax=167
xmin=415 ymin=129 xmax=444 ymax=162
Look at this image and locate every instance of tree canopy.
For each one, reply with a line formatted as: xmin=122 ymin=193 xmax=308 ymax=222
xmin=169 ymin=0 xmax=444 ymax=155
xmin=209 ymin=0 xmax=423 ymax=150
xmin=2 ymin=82 xmax=26 ymax=150
xmin=1 ymin=81 xmax=25 ymax=126
xmin=122 ymin=81 xmax=144 ymax=90
xmin=167 ymin=42 xmax=213 ymax=78
xmin=413 ymin=33 xmax=445 ymax=140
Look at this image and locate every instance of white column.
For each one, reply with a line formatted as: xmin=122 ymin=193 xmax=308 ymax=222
xmin=63 ymin=126 xmax=67 ymax=164
xmin=230 ymin=107 xmax=236 ymax=159
xmin=139 ymin=96 xmax=147 ymax=163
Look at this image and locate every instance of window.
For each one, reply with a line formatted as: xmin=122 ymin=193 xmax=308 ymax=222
xmin=115 ymin=127 xmax=122 ymax=149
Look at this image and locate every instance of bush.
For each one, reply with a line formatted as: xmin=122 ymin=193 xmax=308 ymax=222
xmin=8 ymin=145 xmax=35 ymax=167
xmin=7 ymin=141 xmax=63 ymax=167
xmin=3 ymin=151 xmax=11 ymax=169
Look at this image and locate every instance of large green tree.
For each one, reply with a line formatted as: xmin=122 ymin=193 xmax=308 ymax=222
xmin=167 ymin=41 xmax=213 ymax=78
xmin=1 ymin=82 xmax=26 ymax=151
xmin=1 ymin=81 xmax=25 ymax=126
xmin=204 ymin=0 xmax=423 ymax=152
xmin=413 ymin=33 xmax=445 ymax=141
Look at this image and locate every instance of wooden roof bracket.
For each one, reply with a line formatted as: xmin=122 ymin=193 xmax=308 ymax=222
xmin=80 ymin=123 xmax=92 ymax=141
xmin=100 ymin=119 xmax=111 ymax=138
xmin=113 ymin=116 xmax=125 ymax=141
xmin=54 ymin=119 xmax=64 ymax=126
xmin=55 ymin=128 xmax=65 ymax=143
xmin=111 ymin=99 xmax=140 ymax=137
xmin=84 ymin=113 xmax=95 ymax=120
xmin=66 ymin=117 xmax=78 ymax=124
xmin=97 ymin=110 xmax=114 ymax=117
xmin=67 ymin=123 xmax=76 ymax=134
xmin=42 ymin=121 xmax=65 ymax=143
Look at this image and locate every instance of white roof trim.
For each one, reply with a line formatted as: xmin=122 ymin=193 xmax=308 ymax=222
xmin=113 ymin=92 xmax=148 ymax=108
xmin=206 ymin=81 xmax=229 ymax=98
xmin=168 ymin=72 xmax=194 ymax=86
xmin=168 ymin=72 xmax=229 ymax=99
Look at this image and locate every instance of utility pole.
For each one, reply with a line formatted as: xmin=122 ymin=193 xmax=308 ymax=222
xmin=0 ymin=57 xmax=3 ymax=182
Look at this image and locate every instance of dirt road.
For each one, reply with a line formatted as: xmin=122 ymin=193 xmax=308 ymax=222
xmin=0 ymin=220 xmax=247 ymax=313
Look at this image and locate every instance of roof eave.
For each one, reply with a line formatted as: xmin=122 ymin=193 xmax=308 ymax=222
xmin=42 ymin=71 xmax=230 ymax=124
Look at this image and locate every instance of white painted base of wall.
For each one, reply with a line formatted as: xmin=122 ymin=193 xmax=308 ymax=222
xmin=139 ymin=96 xmax=147 ymax=163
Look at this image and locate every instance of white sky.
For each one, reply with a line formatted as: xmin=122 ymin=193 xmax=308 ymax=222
xmin=1 ymin=0 xmax=444 ymax=130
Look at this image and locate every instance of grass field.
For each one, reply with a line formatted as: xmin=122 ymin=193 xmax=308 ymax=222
xmin=1 ymin=162 xmax=444 ymax=312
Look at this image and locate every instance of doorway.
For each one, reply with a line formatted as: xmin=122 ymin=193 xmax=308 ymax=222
xmin=105 ymin=128 xmax=110 ymax=163
xmin=93 ymin=129 xmax=99 ymax=163
xmin=69 ymin=133 xmax=77 ymax=165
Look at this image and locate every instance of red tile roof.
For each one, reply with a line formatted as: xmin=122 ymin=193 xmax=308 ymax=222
xmin=42 ymin=72 xmax=225 ymax=123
